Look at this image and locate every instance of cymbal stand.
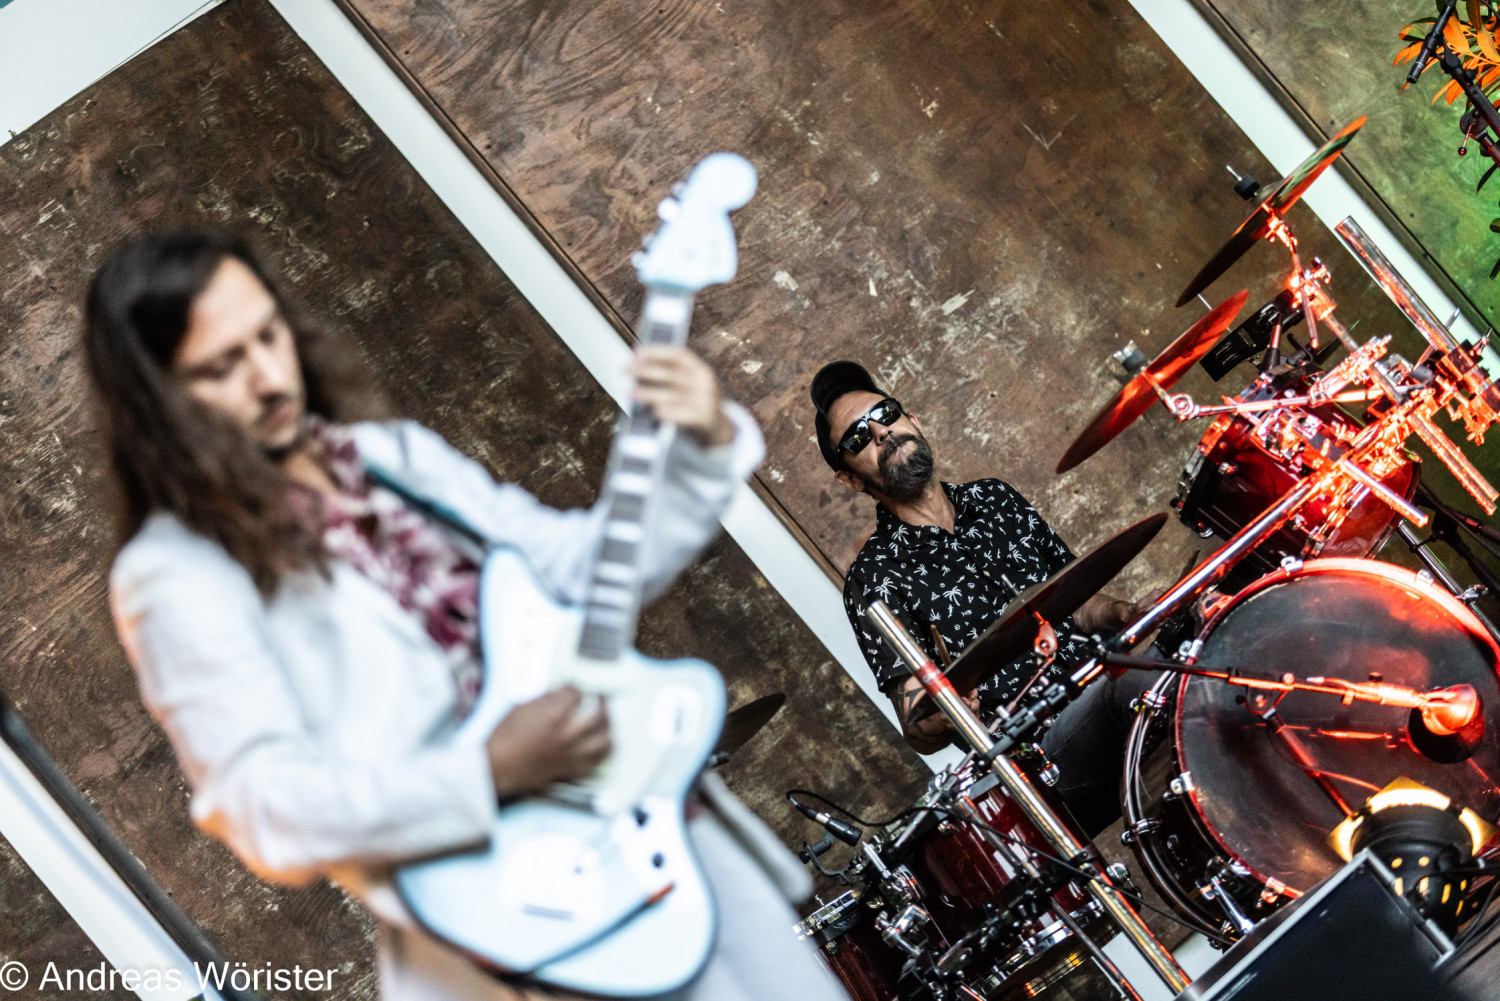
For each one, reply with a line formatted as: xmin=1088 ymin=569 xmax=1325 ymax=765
xmin=1266 ymin=213 xmax=1320 ymax=351
xmin=865 ymin=601 xmax=1191 ymax=996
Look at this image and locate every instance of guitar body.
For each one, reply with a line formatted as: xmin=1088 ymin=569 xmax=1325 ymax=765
xmin=394 ymin=547 xmax=725 ymax=996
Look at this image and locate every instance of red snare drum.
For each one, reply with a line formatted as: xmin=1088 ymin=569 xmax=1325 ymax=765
xmin=1124 ymin=559 xmax=1500 ymax=937
xmin=1174 ymin=368 xmax=1417 ymax=590
xmin=884 ymin=762 xmax=1111 ymax=998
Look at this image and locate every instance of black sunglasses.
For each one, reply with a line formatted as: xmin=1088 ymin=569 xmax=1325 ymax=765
xmin=838 ymin=397 xmax=905 ymax=455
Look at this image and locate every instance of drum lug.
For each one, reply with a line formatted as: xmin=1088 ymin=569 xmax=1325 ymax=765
xmin=1176 ymin=637 xmax=1203 ymax=663
xmin=1119 ymin=818 xmax=1159 ymax=846
xmin=875 ymin=904 xmax=931 ymax=960
xmin=1417 ymin=569 xmax=1435 ymax=585
xmin=1259 ymin=877 xmax=1288 ymax=907
xmin=1131 ymin=689 xmax=1168 ymax=713
xmin=1164 ymin=771 xmax=1196 ymax=801
xmin=1278 ymin=554 xmax=1304 ymax=573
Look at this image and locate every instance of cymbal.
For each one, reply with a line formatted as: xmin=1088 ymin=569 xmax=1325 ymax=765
xmin=1055 ymin=290 xmax=1248 ymax=474
xmin=713 ymin=693 xmax=786 ymax=757
xmin=909 ymin=512 xmax=1167 ymax=723
xmin=1175 ymin=117 xmax=1366 ymax=308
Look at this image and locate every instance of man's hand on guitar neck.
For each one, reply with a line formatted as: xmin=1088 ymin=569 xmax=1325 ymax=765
xmin=486 ymin=686 xmax=611 ymax=799
xmin=631 ymin=346 xmax=737 ymax=447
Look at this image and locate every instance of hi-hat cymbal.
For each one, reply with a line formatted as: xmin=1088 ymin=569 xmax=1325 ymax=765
xmin=1175 ymin=117 xmax=1366 ymax=308
xmin=1055 ymin=290 xmax=1248 ymax=474
xmin=908 ymin=512 xmax=1167 ymax=723
xmin=714 ymin=693 xmax=786 ymax=758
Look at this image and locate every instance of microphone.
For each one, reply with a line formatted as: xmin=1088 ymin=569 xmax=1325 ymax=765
xmin=1411 ymin=684 xmax=1485 ymax=764
xmin=791 ymin=799 xmax=864 ymax=846
xmin=1408 ymin=0 xmax=1459 ymax=85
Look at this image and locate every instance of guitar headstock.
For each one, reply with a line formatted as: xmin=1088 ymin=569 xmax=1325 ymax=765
xmin=632 ymin=152 xmax=757 ymax=293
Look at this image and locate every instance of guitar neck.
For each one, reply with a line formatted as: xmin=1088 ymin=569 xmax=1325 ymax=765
xmin=576 ymin=289 xmax=697 ymax=662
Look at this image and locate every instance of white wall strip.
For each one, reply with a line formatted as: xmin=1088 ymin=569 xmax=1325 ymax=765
xmin=1126 ymin=0 xmax=1493 ymax=374
xmin=0 ymin=0 xmax=224 ymax=144
xmin=266 ymin=0 xmax=965 ymax=772
xmin=0 ymin=741 xmax=215 ymax=1001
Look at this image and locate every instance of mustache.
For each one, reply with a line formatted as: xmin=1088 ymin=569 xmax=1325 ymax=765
xmin=879 ymin=433 xmax=921 ymax=467
xmin=256 ymin=392 xmax=297 ymax=426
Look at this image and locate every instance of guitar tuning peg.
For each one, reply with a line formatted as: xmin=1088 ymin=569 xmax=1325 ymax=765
xmin=658 ymin=200 xmax=680 ymax=222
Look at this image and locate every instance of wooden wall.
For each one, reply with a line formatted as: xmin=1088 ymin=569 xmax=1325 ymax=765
xmin=338 ymin=0 xmax=1414 ymax=592
xmin=1 ymin=0 xmax=1479 ymax=996
xmin=0 ymin=3 xmax=926 ymax=996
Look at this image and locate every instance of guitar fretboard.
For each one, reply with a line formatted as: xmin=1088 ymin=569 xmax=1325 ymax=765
xmin=577 ymin=290 xmax=696 ymax=662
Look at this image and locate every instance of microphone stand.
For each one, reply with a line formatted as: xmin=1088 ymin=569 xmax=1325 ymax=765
xmin=865 ymin=602 xmax=1190 ymax=996
xmin=1408 ymin=1 xmax=1500 ymax=171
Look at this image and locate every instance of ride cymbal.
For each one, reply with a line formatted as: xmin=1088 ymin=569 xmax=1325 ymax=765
xmin=909 ymin=512 xmax=1167 ymax=722
xmin=1056 ymin=290 xmax=1248 ymax=474
xmin=1175 ymin=117 xmax=1365 ymax=308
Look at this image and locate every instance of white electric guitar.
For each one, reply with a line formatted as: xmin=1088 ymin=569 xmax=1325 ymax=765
xmin=393 ymin=153 xmax=758 ymax=997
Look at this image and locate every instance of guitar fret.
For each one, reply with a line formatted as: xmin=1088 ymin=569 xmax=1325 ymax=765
xmin=610 ymin=478 xmax=652 ymax=504
xmin=619 ymin=457 xmax=652 ymax=476
xmin=587 ymin=584 xmax=634 ymax=611
xmin=599 ymin=538 xmax=638 ymax=565
xmin=592 ymin=561 xmax=638 ymax=585
xmin=605 ymin=521 xmax=646 ymax=543
xmin=609 ymin=491 xmax=648 ymax=522
xmin=618 ymin=435 xmax=661 ymax=460
xmin=644 ymin=319 xmax=679 ymax=345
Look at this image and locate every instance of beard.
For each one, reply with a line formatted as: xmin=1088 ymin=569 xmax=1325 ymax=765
xmin=873 ymin=432 xmax=935 ymax=502
xmin=259 ymin=404 xmax=309 ymax=463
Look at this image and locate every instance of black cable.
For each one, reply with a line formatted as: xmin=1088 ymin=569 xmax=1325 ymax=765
xmin=787 ymin=788 xmax=1236 ymax=949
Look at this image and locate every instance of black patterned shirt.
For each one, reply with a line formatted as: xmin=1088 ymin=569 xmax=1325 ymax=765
xmin=842 ymin=479 xmax=1093 ymax=710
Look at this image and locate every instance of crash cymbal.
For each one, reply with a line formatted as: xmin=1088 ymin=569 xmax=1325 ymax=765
xmin=713 ymin=692 xmax=786 ymax=758
xmin=909 ymin=512 xmax=1167 ymax=723
xmin=1175 ymin=117 xmax=1365 ymax=308
xmin=1055 ymin=290 xmax=1248 ymax=474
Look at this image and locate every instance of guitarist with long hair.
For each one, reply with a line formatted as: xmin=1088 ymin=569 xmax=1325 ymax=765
xmin=86 ymin=228 xmax=845 ymax=1001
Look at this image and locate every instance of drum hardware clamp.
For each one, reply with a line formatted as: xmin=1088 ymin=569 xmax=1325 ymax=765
xmin=1199 ymin=875 xmax=1256 ymax=936
xmin=1131 ymin=689 xmax=1169 ymax=713
xmin=874 ymin=905 xmax=932 ymax=959
xmin=1118 ymin=818 xmax=1161 ymax=847
xmin=1166 ymin=772 xmax=1196 ymax=800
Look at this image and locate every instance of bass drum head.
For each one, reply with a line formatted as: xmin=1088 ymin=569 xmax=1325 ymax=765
xmin=1179 ymin=558 xmax=1500 ymax=894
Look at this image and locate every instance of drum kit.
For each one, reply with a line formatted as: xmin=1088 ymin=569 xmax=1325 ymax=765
xmin=792 ymin=117 xmax=1500 ymax=1000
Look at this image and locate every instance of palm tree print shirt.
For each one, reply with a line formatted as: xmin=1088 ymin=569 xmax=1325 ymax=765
xmin=842 ymin=479 xmax=1093 ymax=709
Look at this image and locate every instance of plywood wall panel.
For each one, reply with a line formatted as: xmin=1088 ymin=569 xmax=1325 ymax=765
xmin=0 ymin=0 xmax=927 ymax=992
xmin=344 ymin=0 xmax=1416 ymax=605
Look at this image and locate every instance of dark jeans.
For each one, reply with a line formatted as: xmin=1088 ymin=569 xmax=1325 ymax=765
xmin=1039 ymin=668 xmax=1160 ymax=839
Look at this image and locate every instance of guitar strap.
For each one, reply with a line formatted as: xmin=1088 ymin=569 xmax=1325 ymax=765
xmin=362 ymin=459 xmax=490 ymax=550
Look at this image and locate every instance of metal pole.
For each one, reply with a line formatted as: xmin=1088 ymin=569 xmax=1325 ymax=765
xmin=866 ymin=602 xmax=1191 ymax=995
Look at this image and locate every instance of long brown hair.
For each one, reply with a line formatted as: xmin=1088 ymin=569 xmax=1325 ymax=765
xmin=84 ymin=230 xmax=389 ymax=595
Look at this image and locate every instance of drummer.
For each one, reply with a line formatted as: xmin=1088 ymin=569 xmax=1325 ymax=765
xmin=811 ymin=361 xmax=1157 ymax=836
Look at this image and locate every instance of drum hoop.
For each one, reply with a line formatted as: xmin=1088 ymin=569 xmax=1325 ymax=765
xmin=1172 ymin=557 xmax=1500 ymax=896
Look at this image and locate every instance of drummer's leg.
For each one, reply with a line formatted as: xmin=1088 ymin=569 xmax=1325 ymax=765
xmin=1040 ymin=668 xmax=1158 ymax=837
